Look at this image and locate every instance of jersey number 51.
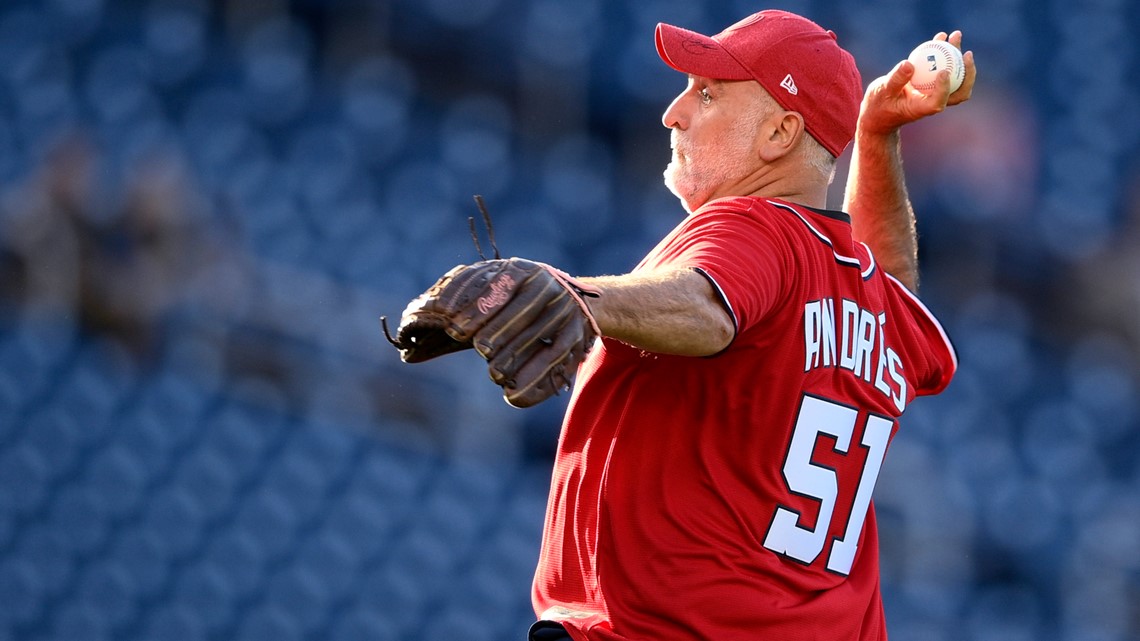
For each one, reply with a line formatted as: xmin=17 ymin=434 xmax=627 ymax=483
xmin=763 ymin=393 xmax=893 ymax=576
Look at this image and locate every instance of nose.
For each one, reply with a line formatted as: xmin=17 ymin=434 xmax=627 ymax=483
xmin=662 ymin=91 xmax=688 ymax=130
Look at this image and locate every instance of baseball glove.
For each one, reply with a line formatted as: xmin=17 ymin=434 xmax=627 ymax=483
xmin=384 ymin=257 xmax=602 ymax=408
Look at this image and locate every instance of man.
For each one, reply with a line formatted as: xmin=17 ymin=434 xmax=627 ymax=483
xmin=524 ymin=10 xmax=974 ymax=641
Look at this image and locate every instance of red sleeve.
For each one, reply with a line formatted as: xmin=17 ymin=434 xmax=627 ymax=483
xmin=882 ymin=272 xmax=959 ymax=396
xmin=638 ymin=201 xmax=789 ymax=334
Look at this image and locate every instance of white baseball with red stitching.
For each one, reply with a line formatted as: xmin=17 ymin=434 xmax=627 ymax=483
xmin=907 ymin=40 xmax=964 ymax=93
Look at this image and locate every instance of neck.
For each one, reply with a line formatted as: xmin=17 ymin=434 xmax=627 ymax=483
xmin=710 ymin=163 xmax=830 ymax=210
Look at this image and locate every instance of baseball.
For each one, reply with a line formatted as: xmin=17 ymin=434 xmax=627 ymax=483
xmin=907 ymin=40 xmax=965 ymax=94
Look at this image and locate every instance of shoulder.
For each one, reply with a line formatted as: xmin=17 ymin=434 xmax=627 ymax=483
xmin=660 ymin=197 xmax=793 ymax=257
xmin=693 ymin=197 xmax=851 ymax=231
xmin=679 ymin=197 xmax=794 ymax=242
xmin=694 ymin=196 xmax=787 ymax=221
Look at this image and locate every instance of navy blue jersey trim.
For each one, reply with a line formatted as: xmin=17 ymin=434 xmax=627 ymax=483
xmin=767 ymin=201 xmax=863 ymax=271
xmin=692 ymin=267 xmax=738 ymax=354
xmin=802 ymin=204 xmax=852 ymax=224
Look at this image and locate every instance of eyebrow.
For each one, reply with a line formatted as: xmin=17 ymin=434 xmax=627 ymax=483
xmin=688 ymin=75 xmax=724 ymax=90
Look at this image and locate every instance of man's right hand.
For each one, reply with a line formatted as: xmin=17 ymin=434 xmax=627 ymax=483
xmin=858 ymin=31 xmax=977 ymax=137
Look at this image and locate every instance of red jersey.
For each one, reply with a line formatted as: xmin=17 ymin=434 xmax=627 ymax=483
xmin=532 ymin=197 xmax=957 ymax=641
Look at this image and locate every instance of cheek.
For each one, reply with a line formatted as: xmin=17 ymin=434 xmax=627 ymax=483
xmin=681 ymin=120 xmax=722 ymax=158
xmin=691 ymin=113 xmax=735 ymax=144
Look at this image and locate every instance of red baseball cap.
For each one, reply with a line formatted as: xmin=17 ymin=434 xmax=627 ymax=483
xmin=655 ymin=10 xmax=862 ymax=157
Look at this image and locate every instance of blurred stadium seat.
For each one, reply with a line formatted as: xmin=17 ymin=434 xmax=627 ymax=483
xmin=0 ymin=0 xmax=1137 ymax=640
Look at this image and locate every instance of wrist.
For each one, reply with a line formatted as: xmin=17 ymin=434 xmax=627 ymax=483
xmin=853 ymin=124 xmax=902 ymax=151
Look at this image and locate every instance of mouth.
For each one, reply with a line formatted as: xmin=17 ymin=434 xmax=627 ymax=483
xmin=670 ymin=134 xmax=687 ymax=161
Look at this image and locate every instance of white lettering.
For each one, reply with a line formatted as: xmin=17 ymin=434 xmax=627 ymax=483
xmin=873 ymin=313 xmax=892 ymax=397
xmin=839 ymin=300 xmax=859 ymax=371
xmin=820 ymin=299 xmax=836 ymax=368
xmin=852 ymin=309 xmax=876 ymax=382
xmin=888 ymin=348 xmax=907 ymax=413
xmin=803 ymin=300 xmax=908 ymax=412
xmin=804 ymin=300 xmax=822 ymax=372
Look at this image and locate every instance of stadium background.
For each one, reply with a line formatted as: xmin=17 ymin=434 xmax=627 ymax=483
xmin=0 ymin=0 xmax=1138 ymax=639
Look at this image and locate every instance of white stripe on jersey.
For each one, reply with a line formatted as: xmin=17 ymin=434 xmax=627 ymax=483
xmin=858 ymin=242 xmax=876 ymax=280
xmin=769 ymin=199 xmax=956 ymax=377
xmin=767 ymin=200 xmax=864 ymax=271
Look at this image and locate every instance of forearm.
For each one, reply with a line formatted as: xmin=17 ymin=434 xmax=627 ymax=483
xmin=580 ymin=268 xmax=734 ymax=356
xmin=843 ymin=128 xmax=919 ymax=291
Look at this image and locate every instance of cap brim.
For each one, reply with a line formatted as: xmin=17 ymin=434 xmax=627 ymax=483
xmin=655 ymin=22 xmax=753 ymax=81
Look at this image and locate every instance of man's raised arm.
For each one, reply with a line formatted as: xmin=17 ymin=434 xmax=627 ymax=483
xmin=844 ymin=31 xmax=977 ymax=292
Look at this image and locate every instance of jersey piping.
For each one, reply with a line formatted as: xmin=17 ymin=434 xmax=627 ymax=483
xmin=767 ymin=200 xmax=870 ymax=275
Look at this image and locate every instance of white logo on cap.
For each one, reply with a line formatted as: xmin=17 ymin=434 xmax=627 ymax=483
xmin=781 ymin=74 xmax=799 ymax=95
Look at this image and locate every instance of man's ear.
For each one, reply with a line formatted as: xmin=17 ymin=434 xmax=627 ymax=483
xmin=758 ymin=111 xmax=805 ymax=162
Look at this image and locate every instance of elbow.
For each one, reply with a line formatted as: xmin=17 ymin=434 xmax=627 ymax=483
xmin=686 ymin=308 xmax=733 ymax=357
xmin=707 ymin=311 xmax=735 ymax=355
xmin=660 ymin=309 xmax=734 ymax=357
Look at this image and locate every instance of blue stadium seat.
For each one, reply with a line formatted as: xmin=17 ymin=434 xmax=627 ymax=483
xmin=340 ymin=56 xmax=417 ymax=166
xmin=290 ymin=530 xmax=359 ymax=603
xmin=420 ymin=604 xmax=500 ymax=641
xmin=0 ymin=1 xmax=1135 ymax=639
xmin=0 ymin=370 xmax=21 ymax=443
xmin=238 ymin=16 xmax=314 ymax=127
xmin=47 ymin=361 xmax=124 ymax=439
xmin=355 ymin=563 xmax=428 ymax=635
xmin=196 ymin=407 xmax=277 ymax=485
xmin=448 ymin=559 xmax=522 ymax=623
xmin=263 ymin=565 xmax=333 ymax=634
xmin=230 ymin=488 xmax=302 ymax=562
xmin=46 ymin=483 xmax=110 ymax=557
xmin=50 ymin=600 xmax=115 ymax=641
xmin=83 ymin=443 xmax=148 ymax=520
xmin=0 ymin=443 xmax=50 ymax=518
xmin=137 ymin=486 xmax=206 ymax=561
xmin=0 ymin=557 xmax=44 ymax=631
xmin=197 ymin=528 xmax=268 ymax=602
xmin=21 ymin=406 xmax=83 ymax=481
xmin=142 ymin=2 xmax=209 ymax=88
xmin=328 ymin=605 xmax=399 ymax=641
xmin=259 ymin=443 xmax=333 ymax=525
xmin=106 ymin=528 xmax=170 ymax=598
xmin=963 ymin=583 xmax=1046 ymax=641
xmin=234 ymin=602 xmax=304 ymax=641
xmin=74 ymin=559 xmax=137 ymax=632
xmin=141 ymin=603 xmax=208 ymax=641
xmin=129 ymin=375 xmax=211 ymax=453
xmin=170 ymin=563 xmax=237 ymax=634
xmin=85 ymin=43 xmax=160 ymax=129
xmin=385 ymin=520 xmax=464 ymax=596
xmin=174 ymin=445 xmax=241 ymax=522
xmin=354 ymin=441 xmax=433 ymax=506
xmin=115 ymin=408 xmax=180 ymax=482
xmin=321 ymin=483 xmax=399 ymax=562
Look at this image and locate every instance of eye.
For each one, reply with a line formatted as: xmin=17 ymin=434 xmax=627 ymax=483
xmin=698 ymin=87 xmax=712 ymax=105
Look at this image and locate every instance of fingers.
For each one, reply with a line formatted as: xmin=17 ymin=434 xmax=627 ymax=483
xmin=857 ymin=29 xmax=977 ymax=134
xmin=884 ymin=59 xmax=916 ymax=94
xmin=929 ymin=30 xmax=975 ymax=106
xmin=948 ymin=49 xmax=976 ymax=105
